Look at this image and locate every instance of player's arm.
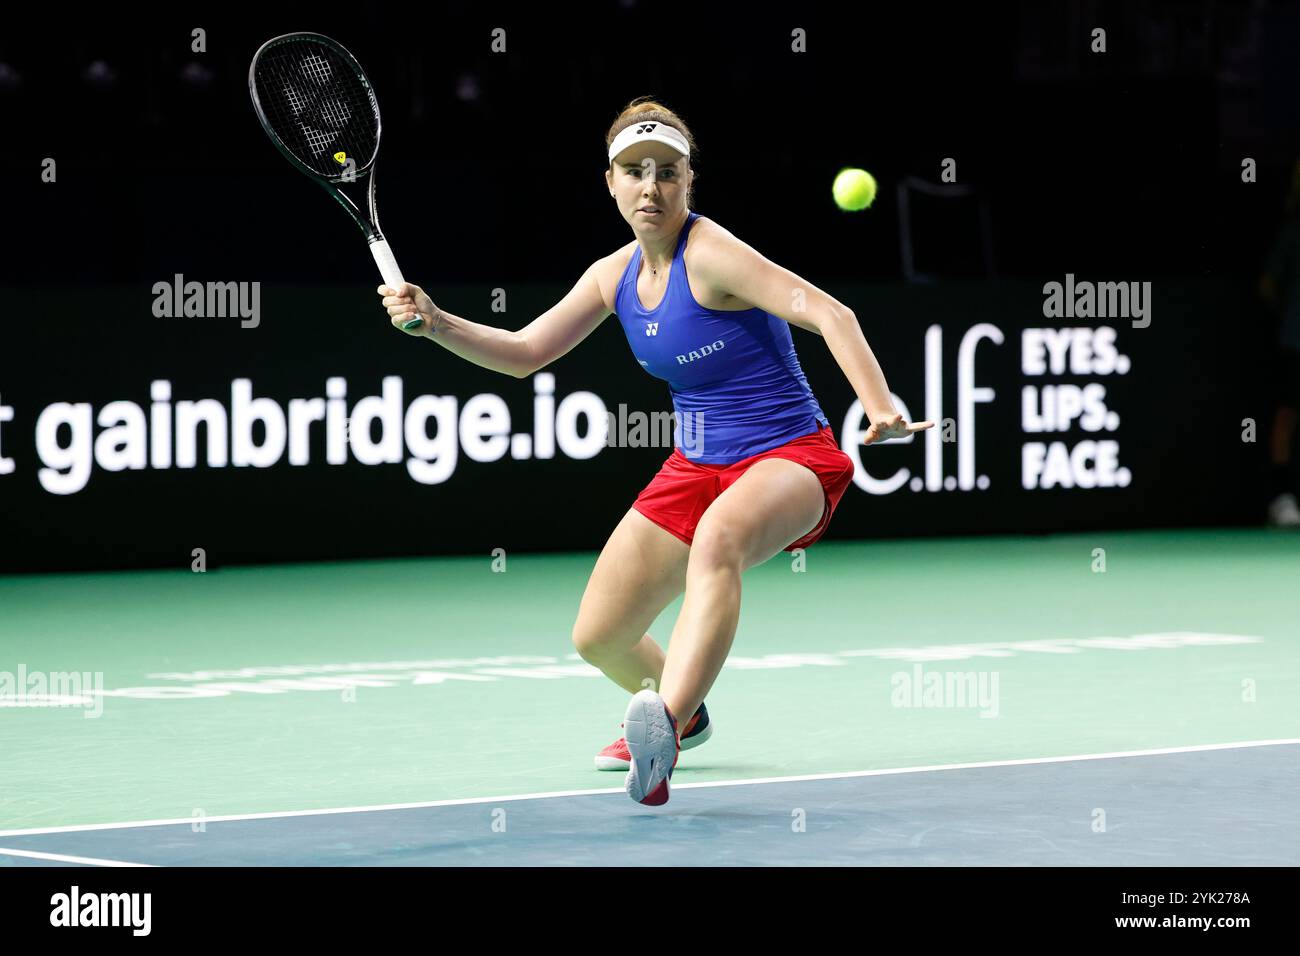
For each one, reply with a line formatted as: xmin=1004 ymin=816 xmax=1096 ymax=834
xmin=689 ymin=225 xmax=900 ymax=422
xmin=378 ymin=259 xmax=610 ymax=379
xmin=512 ymin=259 xmax=613 ymax=377
xmin=688 ymin=224 xmax=851 ymax=335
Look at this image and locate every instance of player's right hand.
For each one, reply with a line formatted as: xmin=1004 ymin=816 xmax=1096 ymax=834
xmin=378 ymin=283 xmax=439 ymax=336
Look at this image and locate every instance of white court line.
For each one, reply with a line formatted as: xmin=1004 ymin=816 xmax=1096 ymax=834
xmin=0 ymin=847 xmax=154 ymax=867
xmin=2 ymin=737 xmax=1297 ymax=839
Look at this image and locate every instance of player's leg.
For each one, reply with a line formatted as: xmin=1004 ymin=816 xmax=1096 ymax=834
xmin=571 ymin=507 xmax=690 ymax=693
xmin=657 ymin=458 xmax=826 ymax=729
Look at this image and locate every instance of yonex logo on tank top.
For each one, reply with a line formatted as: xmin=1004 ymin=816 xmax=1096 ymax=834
xmin=676 ymin=339 xmax=725 ymax=365
xmin=646 ymin=322 xmax=659 ymax=336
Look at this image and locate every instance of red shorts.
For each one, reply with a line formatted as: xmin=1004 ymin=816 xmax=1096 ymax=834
xmin=631 ymin=426 xmax=856 ymax=552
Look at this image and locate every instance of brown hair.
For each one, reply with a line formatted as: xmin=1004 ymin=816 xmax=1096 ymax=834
xmin=605 ymin=97 xmax=698 ymax=207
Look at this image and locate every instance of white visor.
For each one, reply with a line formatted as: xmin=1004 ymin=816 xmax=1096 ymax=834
xmin=608 ymin=121 xmax=690 ymax=165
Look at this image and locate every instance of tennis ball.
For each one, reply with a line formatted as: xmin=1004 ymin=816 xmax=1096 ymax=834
xmin=832 ymin=168 xmax=877 ymax=211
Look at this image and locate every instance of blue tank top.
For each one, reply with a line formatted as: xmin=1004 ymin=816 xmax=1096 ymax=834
xmin=614 ymin=211 xmax=830 ymax=463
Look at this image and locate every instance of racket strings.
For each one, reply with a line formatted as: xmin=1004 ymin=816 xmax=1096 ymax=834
xmin=254 ymin=40 xmax=379 ymax=179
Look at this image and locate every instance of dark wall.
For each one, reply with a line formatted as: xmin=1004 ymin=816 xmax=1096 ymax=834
xmin=2 ymin=3 xmax=1297 ymax=289
xmin=0 ymin=278 xmax=1269 ymax=572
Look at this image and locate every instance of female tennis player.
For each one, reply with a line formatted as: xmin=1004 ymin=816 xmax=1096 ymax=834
xmin=378 ymin=99 xmax=932 ymax=805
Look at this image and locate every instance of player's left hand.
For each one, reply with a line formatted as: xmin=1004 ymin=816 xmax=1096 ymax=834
xmin=862 ymin=413 xmax=935 ymax=445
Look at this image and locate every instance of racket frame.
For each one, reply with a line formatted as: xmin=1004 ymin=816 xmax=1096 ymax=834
xmin=248 ymin=32 xmax=408 ymax=296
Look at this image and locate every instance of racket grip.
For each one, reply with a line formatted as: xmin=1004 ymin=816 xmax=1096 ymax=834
xmin=369 ymin=238 xmax=405 ymax=289
xmin=370 ymin=239 xmax=425 ymax=332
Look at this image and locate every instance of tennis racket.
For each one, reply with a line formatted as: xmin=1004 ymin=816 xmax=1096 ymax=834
xmin=248 ymin=32 xmax=422 ymax=330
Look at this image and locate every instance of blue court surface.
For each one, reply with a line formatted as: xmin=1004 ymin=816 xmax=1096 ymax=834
xmin=2 ymin=742 xmax=1296 ymax=867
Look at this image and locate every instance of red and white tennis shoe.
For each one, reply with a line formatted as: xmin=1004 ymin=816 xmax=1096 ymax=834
xmin=621 ymin=689 xmax=683 ymax=806
xmin=595 ymin=700 xmax=711 ymax=771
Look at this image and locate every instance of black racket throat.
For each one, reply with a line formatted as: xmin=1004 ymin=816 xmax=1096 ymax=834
xmin=316 ymin=165 xmax=386 ymax=241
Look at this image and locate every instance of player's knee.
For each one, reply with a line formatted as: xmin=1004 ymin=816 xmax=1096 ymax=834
xmin=571 ymin=621 xmax=625 ymax=661
xmin=689 ymin=518 xmax=746 ymax=573
xmin=570 ymin=624 xmax=599 ymax=660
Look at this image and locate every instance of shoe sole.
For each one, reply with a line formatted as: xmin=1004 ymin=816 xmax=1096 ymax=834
xmin=623 ymin=689 xmax=677 ymax=805
xmin=594 ymin=716 xmax=712 ymax=771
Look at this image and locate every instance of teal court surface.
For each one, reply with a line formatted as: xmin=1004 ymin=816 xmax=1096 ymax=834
xmin=1 ymin=529 xmax=1297 ymax=866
